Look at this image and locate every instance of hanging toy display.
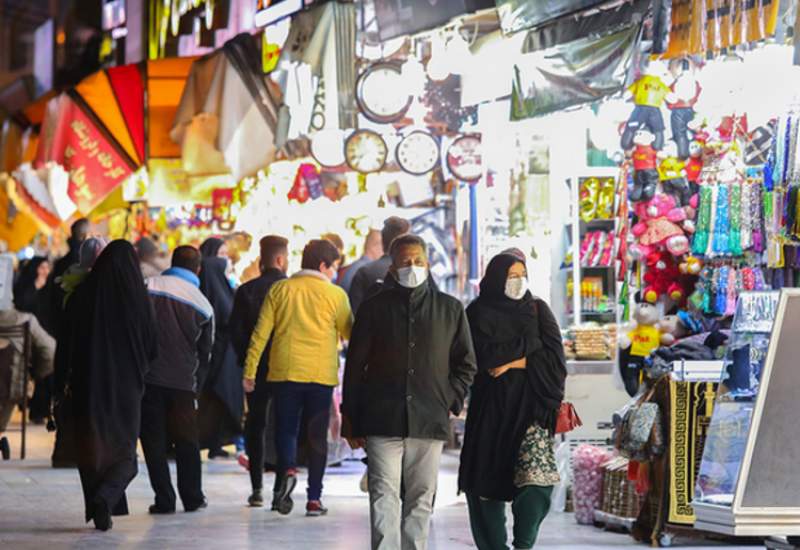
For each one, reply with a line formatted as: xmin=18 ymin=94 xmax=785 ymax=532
xmin=665 ymin=57 xmax=702 ymax=160
xmin=642 ymin=250 xmax=684 ymax=304
xmin=629 ymin=193 xmax=690 ymax=259
xmin=620 ymin=61 xmax=671 ymax=151
xmin=658 ymin=143 xmax=695 ymax=208
xmin=629 ymin=128 xmax=660 ymax=203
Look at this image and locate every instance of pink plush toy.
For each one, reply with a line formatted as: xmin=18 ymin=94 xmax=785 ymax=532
xmin=629 ymin=193 xmax=690 ymax=258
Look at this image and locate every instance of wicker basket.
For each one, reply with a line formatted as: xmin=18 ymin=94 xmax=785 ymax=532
xmin=599 ymin=456 xmax=641 ymax=520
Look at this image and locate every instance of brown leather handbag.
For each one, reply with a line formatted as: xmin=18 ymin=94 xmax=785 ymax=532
xmin=555 ymin=402 xmax=582 ymax=434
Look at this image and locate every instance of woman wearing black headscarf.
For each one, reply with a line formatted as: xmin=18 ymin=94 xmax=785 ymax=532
xmin=197 ymin=240 xmax=243 ymax=458
xmin=459 ymin=252 xmax=567 ymax=550
xmin=56 ymin=240 xmax=157 ymax=531
xmin=14 ymin=256 xmax=53 ymax=423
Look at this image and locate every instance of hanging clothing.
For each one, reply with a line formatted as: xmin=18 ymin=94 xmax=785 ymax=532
xmin=458 ymin=253 xmax=566 ymax=503
xmin=56 ymin=240 xmax=157 ymax=524
xmin=197 ymin=256 xmax=242 ymax=449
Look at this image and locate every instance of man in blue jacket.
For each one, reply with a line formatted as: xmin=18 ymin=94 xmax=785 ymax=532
xmin=141 ymin=245 xmax=214 ymax=514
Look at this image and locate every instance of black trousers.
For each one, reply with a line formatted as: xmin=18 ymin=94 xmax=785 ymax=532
xmin=140 ymin=384 xmax=204 ymax=511
xmin=245 ymin=383 xmax=279 ymax=492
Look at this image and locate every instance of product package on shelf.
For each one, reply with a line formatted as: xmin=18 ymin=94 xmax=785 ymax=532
xmin=580 ymin=176 xmax=616 ymax=222
xmin=579 ymin=231 xmax=616 ymax=267
xmin=571 ymin=324 xmax=617 ymax=360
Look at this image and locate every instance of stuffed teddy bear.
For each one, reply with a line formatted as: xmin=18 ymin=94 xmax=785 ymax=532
xmin=658 ymin=310 xmax=703 ymax=346
xmin=629 ymin=128 xmax=660 ymax=203
xmin=629 ymin=194 xmax=691 ymax=258
xmin=666 ymin=57 xmax=702 ymax=159
xmin=618 ymin=295 xmax=671 ymax=396
xmin=685 ymin=132 xmax=707 ymax=193
xmin=642 ymin=250 xmax=685 ymax=304
xmin=621 ymin=61 xmax=671 ymax=151
xmin=658 ymin=143 xmax=694 ymax=208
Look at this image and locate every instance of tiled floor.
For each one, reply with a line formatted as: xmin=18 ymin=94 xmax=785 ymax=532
xmin=0 ymin=418 xmax=760 ymax=549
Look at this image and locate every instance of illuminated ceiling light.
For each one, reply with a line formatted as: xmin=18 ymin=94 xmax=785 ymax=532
xmin=426 ymin=33 xmax=450 ymax=82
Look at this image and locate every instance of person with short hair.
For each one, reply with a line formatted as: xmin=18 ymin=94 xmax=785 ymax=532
xmin=243 ymin=239 xmax=353 ymax=517
xmin=140 ymin=245 xmax=213 ymax=515
xmin=342 ymin=234 xmax=477 ymax=550
xmin=348 ymin=217 xmax=411 ymax=313
xmin=229 ymin=235 xmax=290 ymax=508
xmin=136 ymin=237 xmax=165 ymax=280
xmin=338 ymin=229 xmax=382 ymax=294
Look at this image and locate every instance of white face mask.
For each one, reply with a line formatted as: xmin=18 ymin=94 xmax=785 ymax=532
xmin=396 ymin=266 xmax=428 ymax=288
xmin=505 ymin=276 xmax=528 ymax=300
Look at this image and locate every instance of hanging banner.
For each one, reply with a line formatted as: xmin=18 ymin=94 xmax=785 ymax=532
xmin=496 ymin=0 xmax=607 ymax=36
xmin=510 ymin=24 xmax=640 ymax=121
xmin=48 ymin=97 xmax=135 ymax=214
xmin=660 ymin=0 xmax=780 ymax=58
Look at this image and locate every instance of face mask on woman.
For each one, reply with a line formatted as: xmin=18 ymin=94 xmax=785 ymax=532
xmin=396 ymin=266 xmax=427 ymax=289
xmin=505 ymin=276 xmax=528 ymax=300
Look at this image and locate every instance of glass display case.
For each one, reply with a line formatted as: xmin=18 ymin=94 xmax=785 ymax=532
xmin=694 ymin=289 xmax=800 ymax=536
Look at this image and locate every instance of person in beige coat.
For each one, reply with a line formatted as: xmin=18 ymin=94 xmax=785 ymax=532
xmin=0 ymin=254 xmax=55 ymax=459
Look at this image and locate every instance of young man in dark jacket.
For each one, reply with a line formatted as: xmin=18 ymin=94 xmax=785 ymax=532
xmin=347 ymin=216 xmax=410 ymax=314
xmin=229 ymin=235 xmax=289 ymax=508
xmin=342 ymin=234 xmax=477 ymax=550
xmin=141 ymin=245 xmax=214 ymax=514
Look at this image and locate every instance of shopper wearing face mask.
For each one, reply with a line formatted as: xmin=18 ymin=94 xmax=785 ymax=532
xmin=243 ymin=239 xmax=352 ymax=518
xmin=342 ymin=234 xmax=477 ymax=550
xmin=458 ymin=251 xmax=567 ymax=550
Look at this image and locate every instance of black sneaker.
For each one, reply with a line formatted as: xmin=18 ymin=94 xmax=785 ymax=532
xmin=185 ymin=498 xmax=208 ymax=513
xmin=0 ymin=437 xmax=9 ymax=460
xmin=274 ymin=474 xmax=297 ymax=516
xmin=148 ymin=504 xmax=176 ymax=515
xmin=248 ymin=490 xmax=264 ymax=508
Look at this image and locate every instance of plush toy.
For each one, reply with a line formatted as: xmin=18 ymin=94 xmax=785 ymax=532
xmin=666 ymin=57 xmax=702 ymax=159
xmin=658 ymin=143 xmax=694 ymax=208
xmin=658 ymin=310 xmax=703 ymax=346
xmin=642 ymin=250 xmax=685 ymax=304
xmin=685 ymin=138 xmax=705 ymax=193
xmin=629 ymin=194 xmax=691 ymax=258
xmin=679 ymin=255 xmax=702 ymax=276
xmin=629 ymin=128 xmax=660 ymax=203
xmin=618 ymin=295 xmax=670 ymax=396
xmin=621 ymin=61 xmax=671 ymax=151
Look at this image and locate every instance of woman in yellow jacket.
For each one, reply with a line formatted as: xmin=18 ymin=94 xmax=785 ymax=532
xmin=243 ymin=239 xmax=352 ymax=518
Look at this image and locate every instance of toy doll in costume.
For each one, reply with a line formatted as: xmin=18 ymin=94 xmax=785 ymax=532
xmin=620 ymin=61 xmax=671 ymax=151
xmin=629 ymin=128 xmax=660 ymax=203
xmin=618 ymin=294 xmax=670 ymax=396
xmin=659 ymin=143 xmax=694 ymax=208
xmin=666 ymin=57 xmax=702 ymax=159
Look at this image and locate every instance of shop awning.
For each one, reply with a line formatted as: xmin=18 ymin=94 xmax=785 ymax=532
xmin=171 ymin=33 xmax=282 ymax=183
xmin=34 ymin=57 xmax=194 ymax=216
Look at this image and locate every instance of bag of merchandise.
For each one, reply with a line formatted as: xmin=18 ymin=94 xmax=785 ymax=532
xmin=551 ymin=440 xmax=571 ymax=512
xmin=572 ymin=444 xmax=611 ymax=524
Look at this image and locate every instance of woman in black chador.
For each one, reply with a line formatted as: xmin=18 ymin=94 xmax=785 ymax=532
xmin=459 ymin=251 xmax=566 ymax=550
xmin=56 ymin=240 xmax=157 ymax=530
xmin=197 ymin=238 xmax=243 ymax=457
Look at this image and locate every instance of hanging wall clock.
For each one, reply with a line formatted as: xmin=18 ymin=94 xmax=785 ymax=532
xmin=355 ymin=62 xmax=413 ymax=124
xmin=310 ymin=129 xmax=346 ymax=168
xmin=446 ymin=134 xmax=482 ymax=182
xmin=396 ymin=130 xmax=439 ymax=176
xmin=345 ymin=129 xmax=388 ymax=174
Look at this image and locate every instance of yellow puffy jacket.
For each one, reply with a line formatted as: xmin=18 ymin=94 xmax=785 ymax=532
xmin=243 ymin=270 xmax=353 ymax=387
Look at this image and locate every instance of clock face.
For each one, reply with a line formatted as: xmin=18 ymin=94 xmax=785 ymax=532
xmin=310 ymin=129 xmax=346 ymax=168
xmin=396 ymin=130 xmax=439 ymax=176
xmin=356 ymin=63 xmax=413 ymax=124
xmin=447 ymin=135 xmax=482 ymax=182
xmin=345 ymin=130 xmax=388 ymax=174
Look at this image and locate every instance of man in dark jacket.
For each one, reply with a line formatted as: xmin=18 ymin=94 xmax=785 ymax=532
xmin=141 ymin=245 xmax=214 ymax=514
xmin=229 ymin=235 xmax=289 ymax=508
xmin=347 ymin=216 xmax=410 ymax=314
xmin=342 ymin=234 xmax=477 ymax=550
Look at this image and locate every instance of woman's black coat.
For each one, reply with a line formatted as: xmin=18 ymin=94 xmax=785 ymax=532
xmin=458 ymin=254 xmax=567 ymax=502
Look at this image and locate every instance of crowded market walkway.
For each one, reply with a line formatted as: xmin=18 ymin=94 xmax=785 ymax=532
xmin=0 ymin=416 xmax=756 ymax=550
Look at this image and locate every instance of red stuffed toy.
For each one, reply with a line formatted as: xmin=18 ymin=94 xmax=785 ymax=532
xmin=642 ymin=250 xmax=686 ymax=304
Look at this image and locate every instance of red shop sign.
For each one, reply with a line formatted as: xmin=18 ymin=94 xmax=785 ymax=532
xmin=49 ymin=97 xmax=135 ymax=214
